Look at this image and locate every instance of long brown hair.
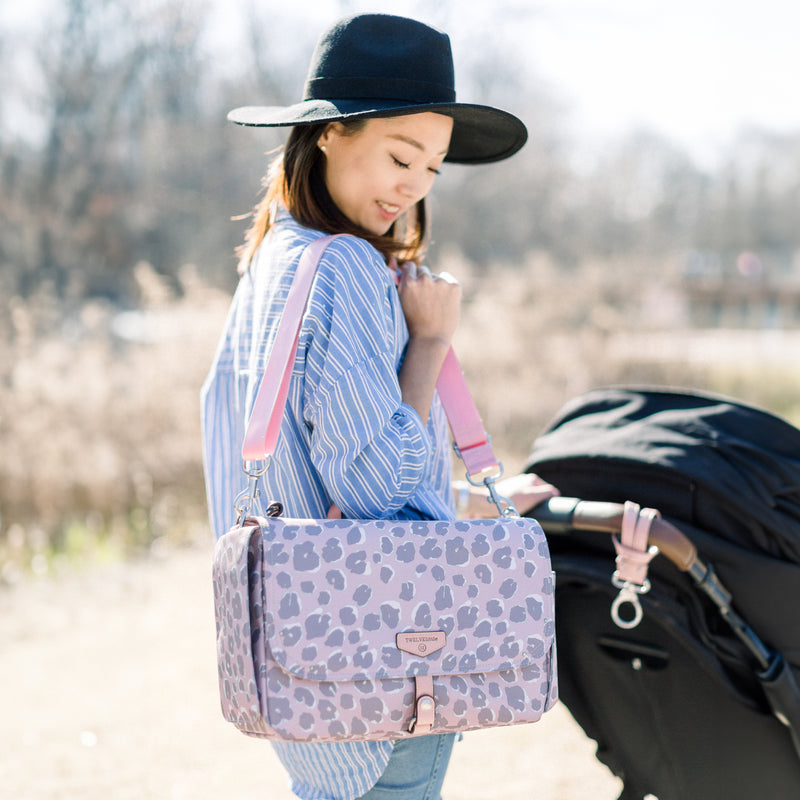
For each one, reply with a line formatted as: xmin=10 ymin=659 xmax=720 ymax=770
xmin=237 ymin=120 xmax=429 ymax=271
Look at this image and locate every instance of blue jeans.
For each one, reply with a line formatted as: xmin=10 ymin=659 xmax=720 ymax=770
xmin=356 ymin=734 xmax=457 ymax=800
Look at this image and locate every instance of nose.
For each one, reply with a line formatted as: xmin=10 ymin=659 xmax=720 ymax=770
xmin=398 ymin=179 xmax=420 ymax=201
xmin=399 ymin=171 xmax=435 ymax=203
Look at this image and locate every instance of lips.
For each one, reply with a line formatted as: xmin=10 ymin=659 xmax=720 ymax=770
xmin=377 ymin=200 xmax=401 ymax=217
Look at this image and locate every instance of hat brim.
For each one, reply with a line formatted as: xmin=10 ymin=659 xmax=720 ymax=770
xmin=227 ymin=99 xmax=527 ymax=164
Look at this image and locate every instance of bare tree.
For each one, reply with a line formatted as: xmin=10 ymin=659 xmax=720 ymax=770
xmin=0 ymin=0 xmax=213 ymax=303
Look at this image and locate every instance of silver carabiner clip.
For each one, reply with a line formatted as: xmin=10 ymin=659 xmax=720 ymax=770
xmin=466 ymin=463 xmax=520 ymax=518
xmin=610 ymin=576 xmax=650 ymax=630
xmin=234 ymin=459 xmax=270 ymax=525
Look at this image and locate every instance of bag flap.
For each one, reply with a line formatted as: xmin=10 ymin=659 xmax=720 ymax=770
xmin=260 ymin=517 xmax=555 ymax=682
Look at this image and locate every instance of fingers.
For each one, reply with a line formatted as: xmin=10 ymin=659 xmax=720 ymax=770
xmin=492 ymin=473 xmax=560 ymax=516
xmin=399 ymin=262 xmax=460 ymax=285
xmin=526 ymin=473 xmax=560 ymax=492
xmin=400 ymin=261 xmax=431 ymax=282
xmin=400 ymin=260 xmax=418 ymax=280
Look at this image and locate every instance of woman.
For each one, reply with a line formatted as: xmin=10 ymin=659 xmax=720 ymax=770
xmin=202 ymin=13 xmax=556 ymax=800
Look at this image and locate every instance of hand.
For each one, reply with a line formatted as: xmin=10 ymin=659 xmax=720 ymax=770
xmin=397 ymin=261 xmax=461 ymax=348
xmin=494 ymin=472 xmax=560 ymax=516
xmin=455 ymin=472 xmax=559 ymax=518
xmin=396 ymin=263 xmax=461 ymax=423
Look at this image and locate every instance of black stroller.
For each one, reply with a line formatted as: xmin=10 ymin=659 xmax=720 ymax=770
xmin=523 ymin=387 xmax=800 ymax=800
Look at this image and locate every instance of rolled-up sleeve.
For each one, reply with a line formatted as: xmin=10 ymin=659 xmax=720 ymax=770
xmin=310 ymin=359 xmax=432 ymax=518
xmin=300 ymin=237 xmax=432 ymax=519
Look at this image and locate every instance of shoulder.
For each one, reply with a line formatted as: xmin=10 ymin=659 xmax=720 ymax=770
xmin=310 ymin=234 xmax=394 ymax=310
xmin=303 ymin=235 xmax=399 ymax=362
xmin=266 ymin=216 xmax=389 ymax=283
xmin=262 ymin=214 xmax=395 ymax=315
xmin=317 ymin=234 xmax=388 ymax=281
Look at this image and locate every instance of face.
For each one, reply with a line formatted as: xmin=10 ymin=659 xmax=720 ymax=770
xmin=317 ymin=112 xmax=453 ymax=236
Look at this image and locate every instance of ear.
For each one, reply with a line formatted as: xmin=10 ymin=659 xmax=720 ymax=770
xmin=317 ymin=122 xmax=341 ymax=151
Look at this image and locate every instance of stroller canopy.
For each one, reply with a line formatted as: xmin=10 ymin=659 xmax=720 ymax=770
xmin=526 ymin=386 xmax=800 ymax=563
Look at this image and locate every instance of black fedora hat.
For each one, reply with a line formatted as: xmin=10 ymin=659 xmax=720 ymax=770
xmin=227 ymin=13 xmax=528 ymax=164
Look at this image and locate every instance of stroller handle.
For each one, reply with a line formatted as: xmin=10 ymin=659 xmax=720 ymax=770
xmin=532 ymin=496 xmax=698 ymax=572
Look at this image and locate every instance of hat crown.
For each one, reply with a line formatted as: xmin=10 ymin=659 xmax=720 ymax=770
xmin=302 ymin=14 xmax=456 ymax=105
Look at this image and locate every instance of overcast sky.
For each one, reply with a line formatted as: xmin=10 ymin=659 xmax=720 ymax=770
xmin=527 ymin=0 xmax=798 ymax=164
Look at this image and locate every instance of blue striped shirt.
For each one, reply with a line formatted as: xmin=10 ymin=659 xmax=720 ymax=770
xmin=200 ymin=209 xmax=455 ymax=800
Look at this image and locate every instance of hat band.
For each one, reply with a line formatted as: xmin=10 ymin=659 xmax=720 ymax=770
xmin=304 ymin=76 xmax=455 ymax=105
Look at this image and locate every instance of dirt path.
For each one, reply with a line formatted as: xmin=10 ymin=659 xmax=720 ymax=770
xmin=1 ymin=544 xmax=622 ymax=799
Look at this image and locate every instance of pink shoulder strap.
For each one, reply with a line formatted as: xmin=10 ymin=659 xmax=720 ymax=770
xmin=241 ymin=235 xmax=500 ymax=479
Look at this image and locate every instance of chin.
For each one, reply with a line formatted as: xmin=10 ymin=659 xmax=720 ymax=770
xmin=350 ymin=210 xmax=394 ymax=237
xmin=365 ymin=222 xmax=393 ymax=237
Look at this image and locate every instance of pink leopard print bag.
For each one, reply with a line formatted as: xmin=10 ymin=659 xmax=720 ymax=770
xmin=211 ymin=236 xmax=558 ymax=742
xmin=213 ymin=514 xmax=556 ymax=742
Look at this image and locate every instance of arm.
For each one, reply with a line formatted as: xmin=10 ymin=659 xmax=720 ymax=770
xmin=302 ymin=241 xmax=449 ymax=519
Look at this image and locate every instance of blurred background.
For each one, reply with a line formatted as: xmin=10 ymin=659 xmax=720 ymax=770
xmin=2 ymin=0 xmax=800 ymax=574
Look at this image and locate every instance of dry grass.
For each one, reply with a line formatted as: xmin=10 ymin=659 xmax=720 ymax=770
xmin=0 ymin=264 xmax=230 ymax=578
xmin=1 ymin=253 xmax=798 ymax=577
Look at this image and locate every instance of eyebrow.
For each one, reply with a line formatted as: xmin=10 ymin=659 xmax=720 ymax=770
xmin=387 ymin=133 xmax=449 ymax=156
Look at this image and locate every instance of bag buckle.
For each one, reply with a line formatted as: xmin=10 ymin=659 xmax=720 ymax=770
xmin=407 ymin=675 xmax=435 ymax=734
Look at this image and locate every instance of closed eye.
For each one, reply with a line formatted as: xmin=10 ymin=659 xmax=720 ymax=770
xmin=392 ymin=154 xmax=441 ymax=176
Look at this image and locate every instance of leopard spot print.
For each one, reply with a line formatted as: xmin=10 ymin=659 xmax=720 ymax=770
xmin=213 ymin=517 xmax=557 ymax=742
